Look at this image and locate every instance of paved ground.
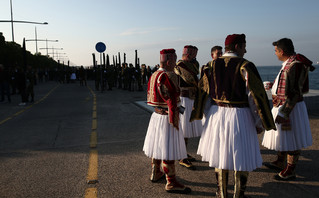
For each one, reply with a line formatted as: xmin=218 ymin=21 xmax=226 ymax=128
xmin=0 ymin=80 xmax=318 ymax=198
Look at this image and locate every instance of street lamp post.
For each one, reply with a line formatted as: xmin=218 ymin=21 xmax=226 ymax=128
xmin=54 ymin=52 xmax=67 ymax=62
xmin=0 ymin=20 xmax=48 ymax=43
xmin=1 ymin=0 xmax=48 ymax=42
xmin=25 ymin=27 xmax=58 ymax=55
xmin=10 ymin=0 xmax=14 ymax=42
xmin=41 ymin=47 xmax=63 ymax=60
xmin=0 ymin=20 xmax=48 ymax=25
xmin=58 ymin=56 xmax=69 ymax=65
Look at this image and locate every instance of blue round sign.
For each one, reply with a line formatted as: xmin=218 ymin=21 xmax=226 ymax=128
xmin=95 ymin=42 xmax=106 ymax=53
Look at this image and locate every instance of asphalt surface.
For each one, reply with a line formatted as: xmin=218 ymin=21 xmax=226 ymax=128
xmin=0 ymin=80 xmax=318 ymax=198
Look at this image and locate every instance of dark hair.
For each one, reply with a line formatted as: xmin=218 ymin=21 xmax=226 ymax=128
xmin=225 ymin=43 xmax=245 ymax=52
xmin=211 ymin=46 xmax=222 ymax=53
xmin=272 ymin=38 xmax=295 ymax=56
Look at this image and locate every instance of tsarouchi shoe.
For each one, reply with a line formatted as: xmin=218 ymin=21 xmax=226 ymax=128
xmin=166 ymin=182 xmax=191 ymax=194
xmin=274 ymin=164 xmax=296 ymax=181
xmin=163 ymin=160 xmax=191 ymax=194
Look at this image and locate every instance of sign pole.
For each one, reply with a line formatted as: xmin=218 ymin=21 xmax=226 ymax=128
xmin=95 ymin=42 xmax=106 ymax=92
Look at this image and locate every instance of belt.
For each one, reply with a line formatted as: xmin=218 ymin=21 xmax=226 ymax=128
xmin=181 ymin=90 xmax=190 ymax=97
xmin=180 ymin=88 xmax=196 ymax=99
xmin=154 ymin=107 xmax=168 ymax=115
xmin=272 ymin=95 xmax=303 ymax=107
xmin=216 ymin=102 xmax=249 ymax=108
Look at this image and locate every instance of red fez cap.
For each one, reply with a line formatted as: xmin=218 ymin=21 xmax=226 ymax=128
xmin=225 ymin=34 xmax=246 ymax=46
xmin=160 ymin=48 xmax=175 ymax=55
xmin=160 ymin=48 xmax=176 ymax=62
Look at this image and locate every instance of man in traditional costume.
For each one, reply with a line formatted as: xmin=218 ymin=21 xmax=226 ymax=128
xmin=143 ymin=49 xmax=191 ymax=194
xmin=200 ymin=45 xmax=223 ymax=118
xmin=174 ymin=45 xmax=203 ymax=169
xmin=201 ymin=45 xmax=223 ymax=74
xmin=262 ymin=38 xmax=314 ymax=180
xmin=191 ymin=34 xmax=276 ymax=198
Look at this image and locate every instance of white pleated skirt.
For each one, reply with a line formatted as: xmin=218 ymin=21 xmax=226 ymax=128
xmin=262 ymin=101 xmax=312 ymax=151
xmin=180 ymin=97 xmax=203 ymax=138
xmin=202 ymin=98 xmax=214 ymax=126
xmin=143 ymin=112 xmax=187 ymax=160
xmin=197 ymin=105 xmax=262 ymax=171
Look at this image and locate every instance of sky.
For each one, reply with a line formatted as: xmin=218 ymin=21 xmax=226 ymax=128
xmin=1 ymin=0 xmax=319 ymax=67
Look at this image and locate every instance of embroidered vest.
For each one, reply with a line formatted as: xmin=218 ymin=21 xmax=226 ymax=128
xmin=147 ymin=70 xmax=167 ymax=107
xmin=210 ymin=57 xmax=248 ymax=104
xmin=275 ymin=55 xmax=296 ymax=102
xmin=147 ymin=69 xmax=181 ymax=129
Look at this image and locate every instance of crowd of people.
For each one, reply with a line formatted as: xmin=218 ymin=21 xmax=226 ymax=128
xmin=0 ymin=64 xmax=37 ymax=105
xmin=90 ymin=63 xmax=157 ymax=92
xmin=0 ymin=64 xmax=160 ymax=105
xmin=143 ymin=34 xmax=314 ymax=197
xmin=0 ymin=32 xmax=161 ymax=106
xmin=0 ymin=57 xmax=162 ymax=105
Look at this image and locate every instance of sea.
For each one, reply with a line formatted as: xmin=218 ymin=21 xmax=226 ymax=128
xmin=257 ymin=65 xmax=319 ymax=90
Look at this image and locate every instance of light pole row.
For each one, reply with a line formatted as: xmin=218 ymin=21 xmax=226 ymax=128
xmin=40 ymin=47 xmax=63 ymax=60
xmin=25 ymin=27 xmax=58 ymax=55
xmin=1 ymin=0 xmax=70 ymax=65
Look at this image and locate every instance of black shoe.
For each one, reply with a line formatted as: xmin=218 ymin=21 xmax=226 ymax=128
xmin=179 ymin=159 xmax=196 ymax=170
xmin=187 ymin=154 xmax=196 ymax=162
xmin=166 ymin=187 xmax=191 ymax=194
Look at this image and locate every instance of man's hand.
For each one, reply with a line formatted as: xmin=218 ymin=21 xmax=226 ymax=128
xmin=275 ymin=115 xmax=286 ymax=124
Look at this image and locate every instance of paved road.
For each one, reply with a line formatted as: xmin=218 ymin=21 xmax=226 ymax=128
xmin=0 ymin=81 xmax=319 ymax=198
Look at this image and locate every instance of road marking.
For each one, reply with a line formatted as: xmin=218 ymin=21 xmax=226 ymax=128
xmin=85 ymin=187 xmax=97 ymax=198
xmin=90 ymin=131 xmax=97 ymax=148
xmin=0 ymin=117 xmax=12 ymax=125
xmin=13 ymin=109 xmax=27 ymax=116
xmin=86 ymin=149 xmax=98 ymax=184
xmin=0 ymin=84 xmax=59 ymax=126
xmin=92 ymin=119 xmax=97 ymax=130
xmin=85 ymin=86 xmax=99 ymax=198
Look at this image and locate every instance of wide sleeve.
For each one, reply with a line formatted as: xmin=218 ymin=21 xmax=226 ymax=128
xmin=279 ymin=62 xmax=308 ymax=118
xmin=240 ymin=62 xmax=276 ymax=130
xmin=190 ymin=65 xmax=211 ymax=121
xmin=241 ymin=69 xmax=263 ymax=129
xmin=174 ymin=61 xmax=199 ymax=87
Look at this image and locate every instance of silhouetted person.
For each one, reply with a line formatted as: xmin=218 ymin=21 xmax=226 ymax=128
xmin=0 ymin=64 xmax=11 ymax=103
xmin=79 ymin=66 xmax=87 ymax=86
xmin=26 ymin=66 xmax=36 ymax=102
xmin=16 ymin=67 xmax=27 ymax=106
